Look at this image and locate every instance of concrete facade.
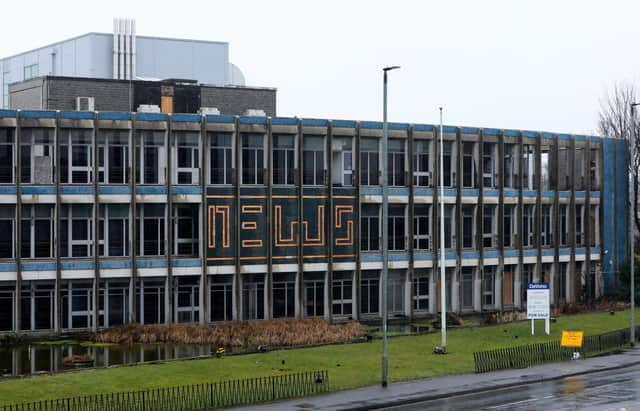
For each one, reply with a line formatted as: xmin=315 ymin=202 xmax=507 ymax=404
xmin=0 ymin=110 xmax=627 ymax=335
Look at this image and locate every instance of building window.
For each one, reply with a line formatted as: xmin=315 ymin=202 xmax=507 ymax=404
xmin=461 ymin=267 xmax=474 ymax=309
xmin=241 ymin=134 xmax=265 ymax=185
xmin=503 ymin=143 xmax=517 ymax=189
xmin=21 ymin=204 xmax=54 ymax=258
xmin=558 ymin=263 xmax=568 ymax=304
xmin=20 ymin=281 xmax=55 ymax=331
xmin=98 ymin=204 xmax=129 ymax=257
xmin=361 ymin=204 xmax=380 ymax=252
xmin=304 ymin=273 xmax=325 ymax=318
xmin=242 ymin=274 xmax=264 ymax=320
xmin=0 ymin=127 xmax=14 ymax=183
xmin=413 ymin=204 xmax=431 ymax=250
xmin=576 ymin=204 xmax=585 ymax=246
xmin=559 ymin=204 xmax=568 ymax=246
xmin=483 ymin=205 xmax=496 ymax=248
xmin=210 ymin=275 xmax=233 ymax=322
xmin=388 ymin=270 xmax=405 ymax=315
xmin=136 ymin=204 xmax=165 ymax=256
xmin=209 ymin=132 xmax=233 ymax=185
xmin=273 ymin=273 xmax=296 ymax=318
xmin=20 ymin=128 xmax=54 ymax=184
xmin=557 ymin=146 xmax=570 ymax=191
xmin=413 ymin=139 xmax=431 ymax=186
xmin=462 ymin=205 xmax=475 ymax=249
xmin=360 ymin=138 xmax=379 ymax=186
xmin=521 ymin=264 xmax=535 ymax=303
xmin=523 ymin=204 xmax=535 ymax=247
xmin=387 ymin=139 xmax=405 ymax=186
xmin=589 ymin=205 xmax=599 ymax=247
xmin=482 ymin=268 xmax=495 ymax=307
xmin=98 ymin=129 xmax=129 ymax=184
xmin=303 ymin=135 xmax=325 ymax=185
xmin=462 ymin=142 xmax=477 ymax=188
xmin=60 ymin=129 xmax=92 ymax=184
xmin=0 ymin=206 xmax=14 ymax=258
xmin=441 ymin=204 xmax=456 ymax=249
xmin=2 ymin=71 xmax=9 ymax=108
xmin=173 ymin=204 xmax=199 ymax=256
xmin=98 ymin=280 xmax=130 ymax=328
xmin=442 ymin=140 xmax=456 ymax=188
xmin=503 ymin=204 xmax=516 ymax=248
xmin=388 ymin=205 xmax=406 ymax=251
xmin=540 ymin=144 xmax=551 ymax=191
xmin=0 ymin=284 xmax=14 ymax=331
xmin=522 ymin=144 xmax=535 ymax=190
xmin=60 ymin=204 xmax=93 ymax=258
xmin=574 ymin=147 xmax=585 ymax=191
xmin=173 ymin=276 xmax=200 ymax=323
xmin=61 ymin=281 xmax=94 ymax=330
xmin=136 ymin=278 xmax=165 ymax=325
xmin=590 ymin=148 xmax=600 ymax=190
xmin=273 ymin=134 xmax=295 ymax=185
xmin=541 ymin=204 xmax=553 ymax=247
xmin=482 ymin=142 xmax=497 ymax=188
xmin=360 ymin=271 xmax=380 ymax=315
xmin=331 ymin=136 xmax=353 ymax=187
xmin=23 ymin=64 xmax=38 ymax=80
xmin=412 ymin=270 xmax=429 ymax=311
xmin=173 ymin=131 xmax=199 ymax=184
xmin=332 ymin=272 xmax=353 ymax=317
xmin=135 ymin=130 xmax=166 ymax=185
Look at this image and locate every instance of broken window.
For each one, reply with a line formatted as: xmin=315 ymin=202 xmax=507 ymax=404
xmin=541 ymin=204 xmax=553 ymax=247
xmin=503 ymin=204 xmax=516 ymax=248
xmin=361 ymin=204 xmax=380 ymax=252
xmin=523 ymin=204 xmax=535 ymax=247
xmin=503 ymin=143 xmax=517 ymax=189
xmin=303 ymin=135 xmax=325 ymax=185
xmin=173 ymin=204 xmax=199 ymax=256
xmin=589 ymin=205 xmax=599 ymax=247
xmin=413 ymin=204 xmax=431 ymax=250
xmin=0 ymin=205 xmax=15 ymax=258
xmin=20 ymin=128 xmax=54 ymax=184
xmin=173 ymin=131 xmax=199 ymax=184
xmin=273 ymin=134 xmax=295 ymax=185
xmin=360 ymin=138 xmax=379 ymax=186
xmin=387 ymin=139 xmax=405 ymax=186
xmin=21 ymin=204 xmax=54 ymax=258
xmin=388 ymin=205 xmax=406 ymax=251
xmin=136 ymin=204 xmax=165 ymax=256
xmin=574 ymin=147 xmax=585 ymax=191
xmin=559 ymin=204 xmax=569 ymax=246
xmin=60 ymin=204 xmax=93 ymax=257
xmin=482 ymin=142 xmax=497 ymax=188
xmin=522 ymin=144 xmax=535 ymax=191
xmin=576 ymin=204 xmax=585 ymax=246
xmin=440 ymin=204 xmax=456 ymax=249
xmin=462 ymin=205 xmax=475 ymax=248
xmin=332 ymin=136 xmax=353 ymax=187
xmin=60 ymin=129 xmax=92 ymax=184
xmin=462 ymin=142 xmax=477 ymax=188
xmin=0 ymin=128 xmax=14 ymax=183
xmin=209 ymin=132 xmax=233 ymax=185
xmin=98 ymin=204 xmax=129 ymax=257
xmin=557 ymin=145 xmax=570 ymax=191
xmin=413 ymin=139 xmax=431 ymax=186
xmin=135 ymin=130 xmax=166 ymax=184
xmin=241 ymin=134 xmax=265 ymax=185
xmin=442 ymin=141 xmax=456 ymax=188
xmin=98 ymin=129 xmax=129 ymax=184
xmin=590 ymin=148 xmax=600 ymax=190
xmin=540 ymin=143 xmax=551 ymax=191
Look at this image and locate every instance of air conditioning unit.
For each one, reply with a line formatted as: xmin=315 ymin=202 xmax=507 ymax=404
xmin=137 ymin=104 xmax=161 ymax=113
xmin=76 ymin=97 xmax=95 ymax=111
xmin=243 ymin=109 xmax=266 ymax=117
xmin=199 ymin=107 xmax=220 ymax=115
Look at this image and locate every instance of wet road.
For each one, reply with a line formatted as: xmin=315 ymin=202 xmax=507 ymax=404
xmin=381 ymin=364 xmax=640 ymax=411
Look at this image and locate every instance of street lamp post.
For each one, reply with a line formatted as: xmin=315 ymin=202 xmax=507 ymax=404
xmin=381 ymin=65 xmax=400 ymax=388
xmin=631 ymin=102 xmax=639 ymax=346
xmin=439 ymin=107 xmax=447 ymax=350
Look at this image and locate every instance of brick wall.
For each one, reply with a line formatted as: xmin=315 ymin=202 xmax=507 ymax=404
xmin=200 ymin=86 xmax=276 ymax=116
xmin=47 ymin=78 xmax=131 ymax=111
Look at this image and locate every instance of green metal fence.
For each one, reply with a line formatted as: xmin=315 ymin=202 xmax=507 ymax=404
xmin=1 ymin=370 xmax=329 ymax=411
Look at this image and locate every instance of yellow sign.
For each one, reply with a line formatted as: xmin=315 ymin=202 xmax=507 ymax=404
xmin=561 ymin=330 xmax=584 ymax=348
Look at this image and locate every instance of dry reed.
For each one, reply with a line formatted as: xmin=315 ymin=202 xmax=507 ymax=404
xmin=94 ymin=319 xmax=365 ymax=348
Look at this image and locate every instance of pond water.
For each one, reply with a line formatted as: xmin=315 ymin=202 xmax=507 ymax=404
xmin=0 ymin=343 xmax=217 ymax=378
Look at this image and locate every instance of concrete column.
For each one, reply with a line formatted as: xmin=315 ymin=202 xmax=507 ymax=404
xmin=450 ymin=267 xmax=459 ymax=313
xmin=324 ymin=270 xmax=330 ymax=320
xmin=513 ymin=264 xmax=522 ymax=308
xmin=473 ymin=267 xmax=482 ymax=312
xmin=351 ymin=270 xmax=358 ymax=320
xmin=234 ymin=273 xmax=241 ymax=320
xmin=404 ymin=269 xmax=412 ymax=316
xmin=494 ymin=266 xmax=503 ymax=310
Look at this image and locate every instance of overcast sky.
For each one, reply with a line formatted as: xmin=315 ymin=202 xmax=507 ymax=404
xmin=1 ymin=0 xmax=639 ymax=135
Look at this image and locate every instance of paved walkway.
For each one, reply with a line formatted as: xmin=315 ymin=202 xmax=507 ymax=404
xmin=233 ymin=347 xmax=640 ymax=410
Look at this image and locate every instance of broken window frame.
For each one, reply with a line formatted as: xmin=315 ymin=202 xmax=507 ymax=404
xmin=20 ymin=128 xmax=55 ymax=184
xmin=331 ymin=136 xmax=353 ymax=187
xmin=461 ymin=142 xmax=477 ymax=189
xmin=482 ymin=142 xmax=497 ymax=188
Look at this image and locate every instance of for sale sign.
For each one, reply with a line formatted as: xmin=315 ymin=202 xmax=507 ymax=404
xmin=527 ymin=283 xmax=550 ymax=320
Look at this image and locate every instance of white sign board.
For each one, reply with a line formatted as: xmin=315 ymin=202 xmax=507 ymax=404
xmin=527 ymin=283 xmax=550 ymax=320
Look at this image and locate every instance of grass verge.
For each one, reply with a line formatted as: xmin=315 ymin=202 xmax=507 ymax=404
xmin=0 ymin=308 xmax=637 ymax=406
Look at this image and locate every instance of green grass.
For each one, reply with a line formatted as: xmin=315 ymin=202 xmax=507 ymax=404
xmin=0 ymin=308 xmax=637 ymax=406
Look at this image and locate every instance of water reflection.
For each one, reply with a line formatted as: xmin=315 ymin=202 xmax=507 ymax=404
xmin=0 ymin=343 xmax=215 ymax=378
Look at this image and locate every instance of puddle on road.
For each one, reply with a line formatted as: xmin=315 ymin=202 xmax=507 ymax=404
xmin=561 ymin=376 xmax=586 ymax=394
